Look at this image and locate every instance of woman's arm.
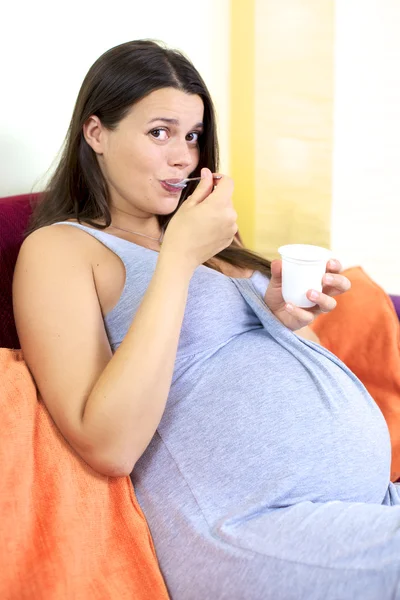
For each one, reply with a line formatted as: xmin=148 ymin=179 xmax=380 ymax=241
xmin=13 ymin=225 xmax=193 ymax=477
xmin=13 ymin=170 xmax=237 ymax=477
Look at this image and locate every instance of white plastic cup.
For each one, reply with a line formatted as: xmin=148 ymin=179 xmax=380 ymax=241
xmin=277 ymin=244 xmax=332 ymax=308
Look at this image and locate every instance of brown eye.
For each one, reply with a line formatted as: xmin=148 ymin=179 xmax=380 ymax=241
xmin=150 ymin=129 xmax=168 ymax=141
xmin=186 ymin=132 xmax=201 ymax=144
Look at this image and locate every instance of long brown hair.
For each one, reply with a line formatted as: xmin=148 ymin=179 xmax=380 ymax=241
xmin=27 ymin=40 xmax=271 ymax=277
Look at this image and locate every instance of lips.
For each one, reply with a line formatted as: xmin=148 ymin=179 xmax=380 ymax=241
xmin=160 ymin=180 xmax=183 ymax=194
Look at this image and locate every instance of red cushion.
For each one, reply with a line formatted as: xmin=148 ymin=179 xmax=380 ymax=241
xmin=0 ymin=194 xmax=38 ymax=349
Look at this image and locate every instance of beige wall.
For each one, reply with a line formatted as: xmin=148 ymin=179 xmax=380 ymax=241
xmin=254 ymin=0 xmax=334 ymax=258
xmin=332 ymin=0 xmax=400 ymax=294
xmin=230 ymin=0 xmax=399 ymax=294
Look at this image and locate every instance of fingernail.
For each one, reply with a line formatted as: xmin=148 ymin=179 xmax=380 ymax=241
xmin=310 ymin=291 xmax=319 ymax=301
xmin=286 ymin=303 xmax=294 ymax=312
xmin=201 ymin=168 xmax=207 ymax=178
xmin=329 ymin=259 xmax=338 ymax=268
xmin=325 ymin=274 xmax=334 ymax=284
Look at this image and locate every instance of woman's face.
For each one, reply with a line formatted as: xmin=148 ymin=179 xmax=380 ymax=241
xmin=86 ymin=87 xmax=204 ymax=219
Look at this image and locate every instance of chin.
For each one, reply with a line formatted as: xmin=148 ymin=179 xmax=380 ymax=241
xmin=154 ymin=193 xmax=182 ymax=214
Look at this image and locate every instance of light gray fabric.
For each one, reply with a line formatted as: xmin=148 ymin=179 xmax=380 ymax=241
xmin=55 ymin=221 xmax=400 ymax=599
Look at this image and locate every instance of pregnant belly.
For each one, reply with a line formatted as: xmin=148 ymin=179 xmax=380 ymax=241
xmin=159 ymin=329 xmax=391 ymax=519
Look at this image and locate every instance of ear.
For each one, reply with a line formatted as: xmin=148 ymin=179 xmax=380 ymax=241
xmin=83 ymin=115 xmax=106 ymax=154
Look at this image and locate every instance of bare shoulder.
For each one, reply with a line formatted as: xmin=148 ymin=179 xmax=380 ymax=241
xmin=17 ymin=222 xmax=92 ymax=263
xmin=13 ymin=223 xmax=112 ymax=456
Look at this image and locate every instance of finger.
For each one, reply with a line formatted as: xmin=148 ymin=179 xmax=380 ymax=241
xmin=284 ymin=303 xmax=316 ymax=326
xmin=321 ymin=273 xmax=351 ymax=297
xmin=306 ymin=290 xmax=337 ymax=313
xmin=326 ymin=258 xmax=343 ymax=273
xmin=211 ymin=173 xmax=223 ymax=186
xmin=269 ymin=259 xmax=282 ymax=283
xmin=206 ymin=174 xmax=234 ymax=205
xmin=186 ymin=168 xmax=215 ymax=205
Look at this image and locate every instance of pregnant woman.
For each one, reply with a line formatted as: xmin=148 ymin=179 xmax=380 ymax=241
xmin=13 ymin=40 xmax=400 ymax=599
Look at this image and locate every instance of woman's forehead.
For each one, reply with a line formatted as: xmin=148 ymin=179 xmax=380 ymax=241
xmin=128 ymin=88 xmax=204 ymax=125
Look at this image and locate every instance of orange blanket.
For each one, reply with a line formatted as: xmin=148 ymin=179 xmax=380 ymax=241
xmin=310 ymin=267 xmax=400 ymax=481
xmin=0 ymin=349 xmax=169 ymax=600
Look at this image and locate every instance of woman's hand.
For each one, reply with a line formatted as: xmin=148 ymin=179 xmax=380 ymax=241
xmin=264 ymin=258 xmax=351 ymax=331
xmin=161 ymin=168 xmax=238 ymax=273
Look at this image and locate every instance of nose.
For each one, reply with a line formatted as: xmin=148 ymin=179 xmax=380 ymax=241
xmin=167 ymin=137 xmax=193 ymax=170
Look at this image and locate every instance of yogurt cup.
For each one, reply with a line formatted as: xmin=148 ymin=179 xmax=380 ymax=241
xmin=278 ymin=244 xmax=332 ymax=308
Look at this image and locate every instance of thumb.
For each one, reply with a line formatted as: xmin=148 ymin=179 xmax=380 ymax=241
xmin=186 ymin=168 xmax=214 ymax=205
xmin=269 ymin=259 xmax=283 ymax=288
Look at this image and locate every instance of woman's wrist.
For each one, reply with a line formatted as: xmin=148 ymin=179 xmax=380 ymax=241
xmin=157 ymin=247 xmax=196 ymax=283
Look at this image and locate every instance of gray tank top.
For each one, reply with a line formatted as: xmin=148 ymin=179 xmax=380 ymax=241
xmin=53 ymin=222 xmax=400 ymax=600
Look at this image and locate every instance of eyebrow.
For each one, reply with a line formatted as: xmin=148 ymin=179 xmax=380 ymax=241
xmin=147 ymin=117 xmax=204 ymax=129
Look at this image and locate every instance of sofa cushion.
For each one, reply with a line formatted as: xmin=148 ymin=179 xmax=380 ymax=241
xmin=0 ymin=348 xmax=169 ymax=599
xmin=0 ymin=194 xmax=37 ymax=349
